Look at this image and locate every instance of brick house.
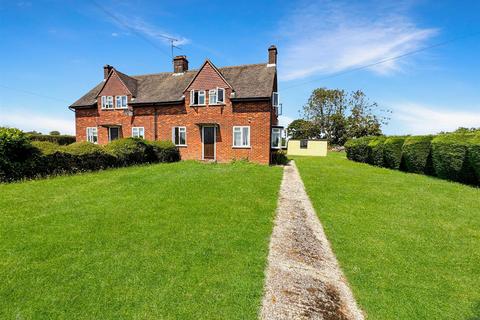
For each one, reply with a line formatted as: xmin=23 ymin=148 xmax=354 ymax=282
xmin=69 ymin=46 xmax=284 ymax=164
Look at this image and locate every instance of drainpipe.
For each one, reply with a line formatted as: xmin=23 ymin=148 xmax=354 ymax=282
xmin=154 ymin=107 xmax=158 ymax=140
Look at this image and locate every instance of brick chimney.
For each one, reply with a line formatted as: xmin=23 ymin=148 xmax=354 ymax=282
xmin=268 ymin=45 xmax=277 ymax=65
xmin=173 ymin=56 xmax=189 ymax=73
xmin=103 ymin=64 xmax=113 ymax=79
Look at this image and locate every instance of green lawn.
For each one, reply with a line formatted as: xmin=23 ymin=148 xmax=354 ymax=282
xmin=295 ymin=153 xmax=480 ymax=320
xmin=0 ymin=161 xmax=283 ymax=319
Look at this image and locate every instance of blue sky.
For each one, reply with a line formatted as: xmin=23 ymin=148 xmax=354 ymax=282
xmin=1 ymin=0 xmax=479 ymax=135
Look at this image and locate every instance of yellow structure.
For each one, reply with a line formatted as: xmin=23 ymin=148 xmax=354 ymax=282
xmin=287 ymin=139 xmax=328 ymax=157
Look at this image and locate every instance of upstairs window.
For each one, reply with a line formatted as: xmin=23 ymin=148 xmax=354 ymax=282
xmin=132 ymin=127 xmax=144 ymax=139
xmin=116 ymin=95 xmax=128 ymax=109
xmin=272 ymin=92 xmax=279 ymax=107
xmin=172 ymin=126 xmax=187 ymax=146
xmin=190 ymin=90 xmax=205 ymax=106
xmin=86 ymin=127 xmax=98 ymax=144
xmin=233 ymin=126 xmax=250 ymax=148
xmin=208 ymin=88 xmax=225 ymax=105
xmin=101 ymin=96 xmax=114 ymax=109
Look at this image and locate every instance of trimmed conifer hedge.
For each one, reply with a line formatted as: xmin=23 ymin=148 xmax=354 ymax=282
xmin=28 ymin=134 xmax=76 ymax=145
xmin=402 ymin=136 xmax=434 ymax=174
xmin=367 ymin=137 xmax=386 ymax=167
xmin=345 ymin=136 xmax=375 ymax=163
xmin=345 ymin=133 xmax=479 ymax=186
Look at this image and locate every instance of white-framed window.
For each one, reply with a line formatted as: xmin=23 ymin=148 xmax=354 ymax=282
xmin=86 ymin=127 xmax=98 ymax=144
xmin=233 ymin=126 xmax=250 ymax=148
xmin=132 ymin=127 xmax=145 ymax=139
xmin=271 ymin=127 xmax=283 ymax=149
xmin=172 ymin=126 xmax=187 ymax=146
xmin=101 ymin=96 xmax=114 ymax=109
xmin=209 ymin=89 xmax=217 ymax=105
xmin=208 ymin=87 xmax=225 ymax=105
xmin=190 ymin=90 xmax=205 ymax=106
xmin=116 ymin=95 xmax=128 ymax=109
xmin=272 ymin=92 xmax=279 ymax=107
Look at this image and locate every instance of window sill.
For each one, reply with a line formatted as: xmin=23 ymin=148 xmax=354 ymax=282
xmin=232 ymin=146 xmax=251 ymax=149
xmin=175 ymin=144 xmax=187 ymax=147
xmin=190 ymin=104 xmax=206 ymax=107
xmin=208 ymin=103 xmax=226 ymax=106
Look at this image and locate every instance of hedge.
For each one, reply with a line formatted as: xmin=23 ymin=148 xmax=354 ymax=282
xmin=468 ymin=134 xmax=480 ymax=184
xmin=345 ymin=133 xmax=480 ymax=186
xmin=28 ymin=134 xmax=76 ymax=145
xmin=402 ymin=136 xmax=434 ymax=174
xmin=431 ymin=133 xmax=476 ymax=184
xmin=0 ymin=128 xmax=181 ymax=183
xmin=383 ymin=136 xmax=406 ymax=170
xmin=345 ymin=136 xmax=376 ymax=163
xmin=367 ymin=136 xmax=386 ymax=167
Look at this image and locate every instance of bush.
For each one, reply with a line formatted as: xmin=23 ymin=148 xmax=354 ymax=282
xmin=0 ymin=127 xmax=39 ymax=182
xmin=63 ymin=142 xmax=105 ymax=155
xmin=402 ymin=136 xmax=434 ymax=174
xmin=31 ymin=141 xmax=63 ymax=155
xmin=383 ymin=136 xmax=406 ymax=170
xmin=104 ymin=138 xmax=151 ymax=166
xmin=467 ymin=133 xmax=480 ymax=184
xmin=367 ymin=136 xmax=386 ymax=167
xmin=345 ymin=136 xmax=375 ymax=163
xmin=28 ymin=134 xmax=76 ymax=145
xmin=147 ymin=140 xmax=180 ymax=163
xmin=431 ymin=133 xmax=476 ymax=184
xmin=271 ymin=150 xmax=289 ymax=165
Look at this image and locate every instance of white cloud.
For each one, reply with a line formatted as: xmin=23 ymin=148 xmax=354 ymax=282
xmin=111 ymin=14 xmax=189 ymax=46
xmin=0 ymin=113 xmax=74 ymax=135
xmin=279 ymin=1 xmax=437 ymax=81
xmin=389 ymin=103 xmax=480 ymax=135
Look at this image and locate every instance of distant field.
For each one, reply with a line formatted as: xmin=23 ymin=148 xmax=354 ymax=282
xmin=0 ymin=161 xmax=283 ymax=319
xmin=295 ymin=153 xmax=480 ymax=320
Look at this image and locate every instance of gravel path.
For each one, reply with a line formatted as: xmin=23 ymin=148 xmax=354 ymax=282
xmin=260 ymin=161 xmax=364 ymax=320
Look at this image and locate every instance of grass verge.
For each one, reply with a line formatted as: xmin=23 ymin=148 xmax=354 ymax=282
xmin=295 ymin=153 xmax=480 ymax=320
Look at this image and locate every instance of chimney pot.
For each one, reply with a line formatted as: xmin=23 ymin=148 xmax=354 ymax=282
xmin=173 ymin=55 xmax=188 ymax=73
xmin=103 ymin=64 xmax=113 ymax=79
xmin=268 ymin=45 xmax=277 ymax=65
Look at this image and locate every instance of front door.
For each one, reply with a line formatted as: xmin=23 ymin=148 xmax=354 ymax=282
xmin=109 ymin=127 xmax=120 ymax=142
xmin=202 ymin=126 xmax=215 ymax=160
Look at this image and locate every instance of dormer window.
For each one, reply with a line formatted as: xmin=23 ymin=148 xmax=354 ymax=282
xmin=116 ymin=95 xmax=128 ymax=109
xmin=190 ymin=90 xmax=205 ymax=106
xmin=208 ymin=88 xmax=225 ymax=105
xmin=101 ymin=96 xmax=114 ymax=109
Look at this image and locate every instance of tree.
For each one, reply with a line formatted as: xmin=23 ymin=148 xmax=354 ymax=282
xmin=286 ymin=119 xmax=318 ymax=140
xmin=299 ymin=88 xmax=389 ymax=145
xmin=49 ymin=131 xmax=60 ymax=135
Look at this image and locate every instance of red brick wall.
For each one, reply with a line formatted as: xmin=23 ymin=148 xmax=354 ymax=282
xmin=75 ymin=64 xmax=275 ymax=164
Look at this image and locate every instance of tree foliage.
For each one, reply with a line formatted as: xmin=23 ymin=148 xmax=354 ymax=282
xmin=288 ymin=88 xmax=390 ymax=145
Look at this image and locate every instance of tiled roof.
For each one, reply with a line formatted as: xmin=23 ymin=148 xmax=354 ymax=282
xmin=70 ymin=62 xmax=276 ymax=108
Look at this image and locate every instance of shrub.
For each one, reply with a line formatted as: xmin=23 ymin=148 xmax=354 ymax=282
xmin=0 ymin=127 xmax=39 ymax=182
xmin=367 ymin=136 xmax=386 ymax=167
xmin=147 ymin=140 xmax=180 ymax=163
xmin=63 ymin=142 xmax=105 ymax=155
xmin=271 ymin=150 xmax=289 ymax=165
xmin=431 ymin=133 xmax=476 ymax=184
xmin=345 ymin=136 xmax=375 ymax=163
xmin=104 ymin=138 xmax=151 ymax=166
xmin=383 ymin=136 xmax=406 ymax=170
xmin=31 ymin=141 xmax=63 ymax=155
xmin=402 ymin=136 xmax=434 ymax=174
xmin=28 ymin=134 xmax=76 ymax=145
